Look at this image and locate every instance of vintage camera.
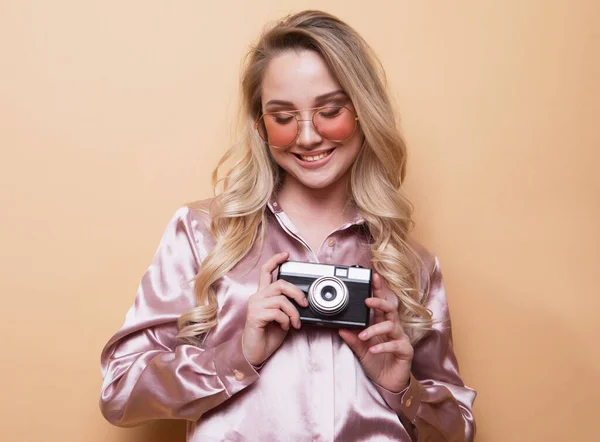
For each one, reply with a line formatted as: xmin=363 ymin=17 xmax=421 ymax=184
xmin=277 ymin=261 xmax=372 ymax=329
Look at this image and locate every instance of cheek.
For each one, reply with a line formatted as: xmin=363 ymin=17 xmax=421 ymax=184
xmin=344 ymin=135 xmax=364 ymax=161
xmin=268 ymin=148 xmax=291 ymax=169
xmin=268 ymin=147 xmax=282 ymax=159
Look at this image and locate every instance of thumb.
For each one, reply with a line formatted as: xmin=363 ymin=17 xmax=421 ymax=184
xmin=338 ymin=328 xmax=368 ymax=359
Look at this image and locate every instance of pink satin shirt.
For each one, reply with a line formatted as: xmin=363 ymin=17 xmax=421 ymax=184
xmin=99 ymin=199 xmax=476 ymax=441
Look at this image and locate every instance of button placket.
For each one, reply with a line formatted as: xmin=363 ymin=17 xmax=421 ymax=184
xmin=233 ymin=369 xmax=245 ymax=381
xmin=323 ymin=234 xmax=338 ymax=264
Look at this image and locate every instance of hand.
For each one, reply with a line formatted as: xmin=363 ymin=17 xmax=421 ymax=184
xmin=242 ymin=252 xmax=309 ymax=367
xmin=338 ymin=273 xmax=414 ymax=393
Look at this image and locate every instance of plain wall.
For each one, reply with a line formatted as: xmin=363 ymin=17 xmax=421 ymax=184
xmin=1 ymin=1 xmax=598 ymax=441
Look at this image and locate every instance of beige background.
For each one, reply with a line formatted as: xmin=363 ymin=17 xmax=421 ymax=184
xmin=1 ymin=1 xmax=598 ymax=441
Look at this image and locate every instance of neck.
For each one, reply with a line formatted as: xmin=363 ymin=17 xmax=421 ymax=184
xmin=276 ymin=173 xmax=354 ymax=223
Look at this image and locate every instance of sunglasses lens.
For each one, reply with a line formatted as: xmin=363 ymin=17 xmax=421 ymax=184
xmin=313 ymin=106 xmax=356 ymax=142
xmin=256 ymin=106 xmax=357 ymax=147
xmin=258 ymin=113 xmax=298 ymax=147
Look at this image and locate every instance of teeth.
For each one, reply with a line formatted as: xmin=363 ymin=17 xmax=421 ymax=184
xmin=299 ymin=150 xmax=332 ymax=162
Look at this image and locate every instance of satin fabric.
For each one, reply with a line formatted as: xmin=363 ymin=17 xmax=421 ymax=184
xmin=99 ymin=198 xmax=476 ymax=441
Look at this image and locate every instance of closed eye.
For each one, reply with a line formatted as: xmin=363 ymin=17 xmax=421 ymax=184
xmin=266 ymin=113 xmax=295 ymax=125
xmin=318 ymin=107 xmax=343 ymax=118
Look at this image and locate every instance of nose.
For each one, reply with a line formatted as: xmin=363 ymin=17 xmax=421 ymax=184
xmin=295 ymin=118 xmax=323 ymax=148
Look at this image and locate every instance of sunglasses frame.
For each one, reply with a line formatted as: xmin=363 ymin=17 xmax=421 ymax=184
xmin=253 ymin=105 xmax=359 ymax=148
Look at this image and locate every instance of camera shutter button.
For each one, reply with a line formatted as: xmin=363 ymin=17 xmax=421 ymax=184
xmin=327 ymin=239 xmax=335 ymax=247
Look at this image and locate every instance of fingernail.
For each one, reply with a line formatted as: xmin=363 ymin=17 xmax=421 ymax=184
xmin=370 ymin=345 xmax=379 ymax=353
xmin=359 ymin=331 xmax=367 ymax=339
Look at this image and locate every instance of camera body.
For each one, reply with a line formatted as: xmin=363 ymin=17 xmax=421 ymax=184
xmin=277 ymin=261 xmax=372 ymax=329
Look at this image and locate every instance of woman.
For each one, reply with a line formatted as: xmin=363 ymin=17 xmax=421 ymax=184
xmin=100 ymin=10 xmax=476 ymax=441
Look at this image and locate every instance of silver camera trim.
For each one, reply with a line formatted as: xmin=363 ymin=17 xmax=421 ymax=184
xmin=279 ymin=261 xmax=371 ymax=282
xmin=307 ymin=275 xmax=349 ymax=316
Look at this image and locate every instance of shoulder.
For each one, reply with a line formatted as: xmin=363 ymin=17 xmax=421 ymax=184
xmin=405 ymin=237 xmax=448 ymax=308
xmin=406 ymin=238 xmax=453 ymax=329
xmin=162 ymin=198 xmax=216 ymax=258
xmin=169 ymin=197 xmax=214 ymax=230
xmin=406 ymin=236 xmax=439 ymax=279
xmin=185 ymin=197 xmax=214 ymax=214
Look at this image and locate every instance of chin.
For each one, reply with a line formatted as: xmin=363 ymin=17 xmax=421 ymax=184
xmin=297 ymin=180 xmax=335 ymax=190
xmin=289 ymin=170 xmax=349 ymax=190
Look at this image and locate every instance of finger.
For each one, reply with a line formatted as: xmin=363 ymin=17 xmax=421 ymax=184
xmin=372 ymin=272 xmax=383 ymax=292
xmin=365 ymin=297 xmax=398 ymax=315
xmin=366 ymin=296 xmax=398 ymax=327
xmin=369 ymin=338 xmax=414 ymax=359
xmin=259 ymin=252 xmax=289 ymax=289
xmin=265 ymin=280 xmax=309 ymax=307
xmin=261 ymin=296 xmax=302 ymax=329
xmin=373 ymin=303 xmax=385 ymax=325
xmin=370 ymin=273 xmax=386 ymax=323
xmin=338 ymin=328 xmax=369 ymax=360
xmin=256 ymin=309 xmax=291 ymax=331
xmin=358 ymin=320 xmax=402 ymax=341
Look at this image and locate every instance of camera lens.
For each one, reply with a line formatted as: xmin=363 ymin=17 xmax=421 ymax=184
xmin=308 ymin=276 xmax=349 ymax=316
xmin=321 ymin=285 xmax=337 ymax=302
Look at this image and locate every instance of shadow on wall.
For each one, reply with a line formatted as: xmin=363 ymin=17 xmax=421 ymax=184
xmin=117 ymin=420 xmax=187 ymax=442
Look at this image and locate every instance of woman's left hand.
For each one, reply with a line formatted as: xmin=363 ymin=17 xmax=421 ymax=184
xmin=338 ymin=273 xmax=414 ymax=393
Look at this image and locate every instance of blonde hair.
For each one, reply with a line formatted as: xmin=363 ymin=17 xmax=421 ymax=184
xmin=177 ymin=10 xmax=433 ymax=345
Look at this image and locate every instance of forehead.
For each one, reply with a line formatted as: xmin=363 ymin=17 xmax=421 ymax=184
xmin=261 ymin=50 xmax=342 ymax=107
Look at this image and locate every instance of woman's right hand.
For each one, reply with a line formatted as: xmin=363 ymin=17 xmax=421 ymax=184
xmin=242 ymin=252 xmax=308 ymax=367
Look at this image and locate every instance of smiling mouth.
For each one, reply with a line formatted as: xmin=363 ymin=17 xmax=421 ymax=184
xmin=295 ymin=148 xmax=335 ymax=162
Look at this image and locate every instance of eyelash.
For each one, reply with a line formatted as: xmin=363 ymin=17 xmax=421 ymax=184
xmin=269 ymin=101 xmax=349 ymax=113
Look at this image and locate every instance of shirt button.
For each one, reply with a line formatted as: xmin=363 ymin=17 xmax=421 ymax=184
xmin=405 ymin=396 xmax=413 ymax=407
xmin=327 ymin=239 xmax=335 ymax=247
xmin=233 ymin=369 xmax=245 ymax=381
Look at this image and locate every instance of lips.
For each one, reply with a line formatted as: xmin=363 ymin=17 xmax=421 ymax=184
xmin=294 ymin=148 xmax=335 ymax=163
xmin=290 ymin=147 xmax=337 ymax=170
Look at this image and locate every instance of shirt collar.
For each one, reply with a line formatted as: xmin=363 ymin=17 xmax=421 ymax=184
xmin=267 ymin=197 xmax=366 ymax=226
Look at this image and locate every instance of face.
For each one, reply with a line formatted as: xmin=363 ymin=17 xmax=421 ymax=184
xmin=259 ymin=50 xmax=363 ymax=191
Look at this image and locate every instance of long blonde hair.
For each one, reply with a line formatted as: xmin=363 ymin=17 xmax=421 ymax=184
xmin=177 ymin=10 xmax=433 ymax=345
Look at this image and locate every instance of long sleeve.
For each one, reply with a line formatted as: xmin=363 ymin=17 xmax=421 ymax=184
xmin=99 ymin=207 xmax=259 ymax=427
xmin=377 ymin=255 xmax=477 ymax=442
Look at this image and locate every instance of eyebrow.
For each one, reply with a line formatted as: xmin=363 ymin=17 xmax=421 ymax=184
xmin=264 ymin=90 xmax=347 ymax=108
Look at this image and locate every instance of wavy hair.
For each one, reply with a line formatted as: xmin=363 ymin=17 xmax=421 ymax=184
xmin=177 ymin=10 xmax=434 ymax=345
